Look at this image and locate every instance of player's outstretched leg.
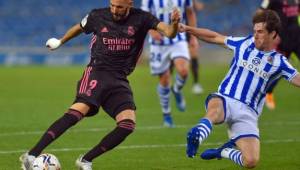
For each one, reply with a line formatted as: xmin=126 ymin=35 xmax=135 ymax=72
xmin=186 ymin=118 xmax=212 ymax=158
xmin=201 ymin=140 xmax=244 ymax=167
xmin=20 ymin=109 xmax=84 ymax=169
xmin=76 ymin=119 xmax=135 ymax=169
xmin=172 ymin=74 xmax=187 ymax=112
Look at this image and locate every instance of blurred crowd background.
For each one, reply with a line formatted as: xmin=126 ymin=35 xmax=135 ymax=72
xmin=0 ymin=0 xmax=261 ymax=65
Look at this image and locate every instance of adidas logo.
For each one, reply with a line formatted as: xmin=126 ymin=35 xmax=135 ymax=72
xmin=101 ymin=27 xmax=108 ymax=33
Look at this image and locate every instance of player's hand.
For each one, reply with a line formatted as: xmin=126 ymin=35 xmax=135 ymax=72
xmin=178 ymin=23 xmax=187 ymax=32
xmin=171 ymin=7 xmax=181 ymax=24
xmin=46 ymin=38 xmax=62 ymax=50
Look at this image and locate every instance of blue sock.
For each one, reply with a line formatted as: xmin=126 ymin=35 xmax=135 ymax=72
xmin=173 ymin=74 xmax=187 ymax=92
xmin=195 ymin=118 xmax=212 ymax=144
xmin=222 ymin=148 xmax=244 ymax=167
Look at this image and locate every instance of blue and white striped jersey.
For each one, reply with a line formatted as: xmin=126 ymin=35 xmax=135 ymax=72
xmin=141 ymin=0 xmax=193 ymax=45
xmin=219 ymin=35 xmax=298 ymax=114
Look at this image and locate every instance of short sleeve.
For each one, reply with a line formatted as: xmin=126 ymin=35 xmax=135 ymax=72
xmin=80 ymin=10 xmax=97 ymax=34
xmin=141 ymin=0 xmax=152 ymax=12
xmin=225 ymin=36 xmax=247 ymax=50
xmin=143 ymin=11 xmax=160 ymax=30
xmin=280 ymin=57 xmax=298 ymax=81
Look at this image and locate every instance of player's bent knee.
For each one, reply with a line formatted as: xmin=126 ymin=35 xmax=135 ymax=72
xmin=243 ymin=156 xmax=259 ymax=169
xmin=116 ymin=109 xmax=136 ymax=123
xmin=70 ymin=102 xmax=90 ymax=116
xmin=117 ymin=119 xmax=136 ymax=135
xmin=177 ymin=68 xmax=189 ymax=78
xmin=205 ymin=109 xmax=224 ymax=124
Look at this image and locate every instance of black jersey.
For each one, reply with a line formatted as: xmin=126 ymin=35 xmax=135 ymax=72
xmin=80 ymin=8 xmax=160 ymax=75
xmin=261 ymin=0 xmax=299 ymax=28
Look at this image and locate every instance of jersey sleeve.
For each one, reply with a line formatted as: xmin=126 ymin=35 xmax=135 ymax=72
xmin=143 ymin=11 xmax=160 ymax=30
xmin=141 ymin=0 xmax=151 ymax=12
xmin=80 ymin=10 xmax=97 ymax=34
xmin=224 ymin=36 xmax=247 ymax=50
xmin=280 ymin=57 xmax=299 ymax=81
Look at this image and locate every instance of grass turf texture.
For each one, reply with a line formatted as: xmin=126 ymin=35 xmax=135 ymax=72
xmin=0 ymin=64 xmax=299 ymax=170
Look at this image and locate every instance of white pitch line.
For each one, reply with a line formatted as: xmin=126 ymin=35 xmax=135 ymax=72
xmin=0 ymin=125 xmax=190 ymax=137
xmin=1 ymin=121 xmax=300 ymax=137
xmin=0 ymin=139 xmax=300 ymax=154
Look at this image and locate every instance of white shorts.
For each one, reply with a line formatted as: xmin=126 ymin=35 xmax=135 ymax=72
xmin=205 ymin=93 xmax=260 ymax=141
xmin=149 ymin=41 xmax=190 ymax=75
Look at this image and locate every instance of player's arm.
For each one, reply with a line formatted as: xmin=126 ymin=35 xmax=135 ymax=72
xmin=60 ymin=24 xmax=83 ymax=45
xmin=46 ymin=24 xmax=83 ymax=50
xmin=291 ymin=74 xmax=300 ymax=87
xmin=186 ymin=6 xmax=197 ymax=28
xmin=179 ymin=24 xmax=226 ymax=45
xmin=186 ymin=5 xmax=199 ymax=48
xmin=193 ymin=0 xmax=204 ymax=11
xmin=156 ymin=8 xmax=181 ymax=38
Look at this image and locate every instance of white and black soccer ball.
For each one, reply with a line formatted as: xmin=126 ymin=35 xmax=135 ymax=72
xmin=32 ymin=153 xmax=61 ymax=170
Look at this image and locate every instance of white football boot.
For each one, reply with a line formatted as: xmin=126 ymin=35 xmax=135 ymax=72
xmin=19 ymin=152 xmax=36 ymax=170
xmin=76 ymin=155 xmax=92 ymax=170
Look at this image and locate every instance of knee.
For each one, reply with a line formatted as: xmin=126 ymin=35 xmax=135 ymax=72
xmin=177 ymin=67 xmax=189 ymax=78
xmin=159 ymin=73 xmax=171 ymax=86
xmin=243 ymin=155 xmax=259 ymax=169
xmin=117 ymin=119 xmax=136 ymax=135
xmin=205 ymin=109 xmax=224 ymax=124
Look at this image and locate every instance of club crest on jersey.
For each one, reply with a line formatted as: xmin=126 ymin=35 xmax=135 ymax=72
xmin=252 ymin=57 xmax=261 ymax=66
xmin=101 ymin=27 xmax=109 ymax=33
xmin=127 ymin=26 xmax=135 ymax=36
xmin=267 ymin=56 xmax=273 ymax=64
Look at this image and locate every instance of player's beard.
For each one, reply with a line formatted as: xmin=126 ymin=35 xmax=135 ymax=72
xmin=112 ymin=9 xmax=130 ymax=21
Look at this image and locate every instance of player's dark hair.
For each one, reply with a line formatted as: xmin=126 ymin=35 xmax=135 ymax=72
xmin=252 ymin=9 xmax=281 ymax=38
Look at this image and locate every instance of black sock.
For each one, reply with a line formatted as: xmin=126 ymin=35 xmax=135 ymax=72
xmin=191 ymin=58 xmax=199 ymax=84
xmin=83 ymin=119 xmax=135 ymax=162
xmin=28 ymin=109 xmax=83 ymax=156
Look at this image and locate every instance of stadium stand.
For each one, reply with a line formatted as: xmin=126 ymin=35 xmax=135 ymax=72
xmin=0 ymin=0 xmax=260 ymax=65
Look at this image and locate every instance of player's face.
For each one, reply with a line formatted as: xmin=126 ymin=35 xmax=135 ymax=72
xmin=253 ymin=22 xmax=276 ymax=51
xmin=110 ymin=0 xmax=132 ymax=21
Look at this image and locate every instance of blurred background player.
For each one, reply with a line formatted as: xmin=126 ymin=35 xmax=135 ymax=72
xmin=19 ymin=0 xmax=181 ymax=169
xmin=190 ymin=0 xmax=204 ymax=95
xmin=181 ymin=9 xmax=300 ymax=168
xmin=260 ymin=0 xmax=300 ymax=110
xmin=141 ymin=0 xmax=198 ymax=127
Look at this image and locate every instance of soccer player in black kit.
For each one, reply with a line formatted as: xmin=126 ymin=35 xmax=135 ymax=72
xmin=260 ymin=0 xmax=300 ymax=110
xmin=19 ymin=0 xmax=181 ymax=169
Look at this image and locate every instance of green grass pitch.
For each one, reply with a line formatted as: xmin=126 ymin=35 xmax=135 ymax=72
xmin=0 ymin=64 xmax=299 ymax=170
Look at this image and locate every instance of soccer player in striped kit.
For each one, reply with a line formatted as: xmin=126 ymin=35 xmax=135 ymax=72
xmin=180 ymin=9 xmax=300 ymax=168
xmin=141 ymin=0 xmax=198 ymax=127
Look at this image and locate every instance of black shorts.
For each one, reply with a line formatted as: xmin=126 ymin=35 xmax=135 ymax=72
xmin=278 ymin=25 xmax=300 ymax=58
xmin=73 ymin=66 xmax=136 ymax=118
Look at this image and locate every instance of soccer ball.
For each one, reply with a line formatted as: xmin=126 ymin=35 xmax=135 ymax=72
xmin=32 ymin=153 xmax=61 ymax=170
